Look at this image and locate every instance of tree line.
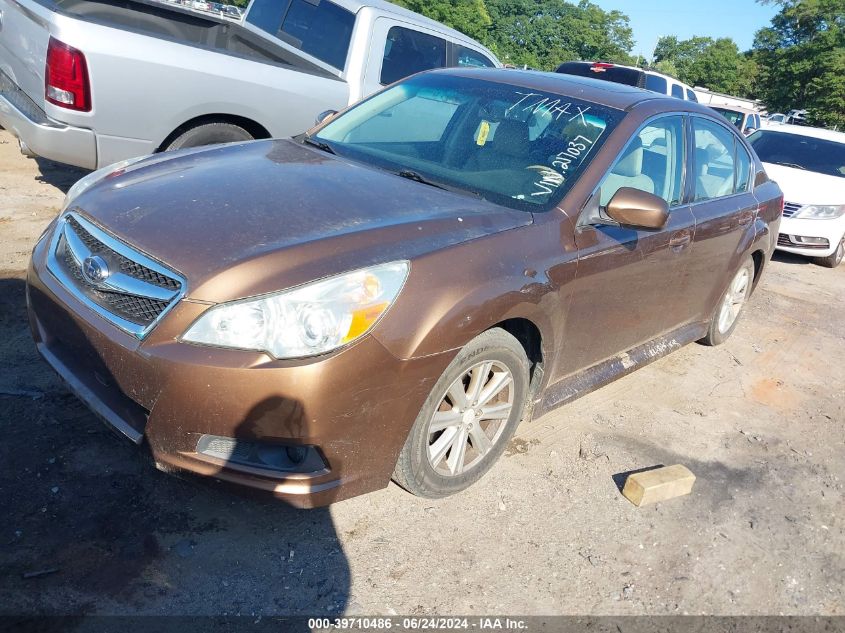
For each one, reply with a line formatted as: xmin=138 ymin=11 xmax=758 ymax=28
xmin=392 ymin=0 xmax=844 ymax=129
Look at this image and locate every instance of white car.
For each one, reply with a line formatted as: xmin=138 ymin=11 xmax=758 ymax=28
xmin=748 ymin=124 xmax=845 ymax=268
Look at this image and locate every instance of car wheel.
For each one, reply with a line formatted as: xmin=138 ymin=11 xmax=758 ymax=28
xmin=817 ymin=236 xmax=844 ymax=269
xmin=699 ymin=258 xmax=755 ymax=347
xmin=393 ymin=328 xmax=530 ymax=498
xmin=164 ymin=122 xmax=255 ymax=151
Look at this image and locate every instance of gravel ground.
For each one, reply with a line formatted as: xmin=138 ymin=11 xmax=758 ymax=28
xmin=0 ymin=129 xmax=843 ymax=617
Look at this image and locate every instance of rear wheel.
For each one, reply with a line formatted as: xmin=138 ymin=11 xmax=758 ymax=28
xmin=817 ymin=236 xmax=844 ymax=269
xmin=164 ymin=122 xmax=254 ymax=151
xmin=393 ymin=328 xmax=529 ymax=498
xmin=699 ymin=258 xmax=754 ymax=347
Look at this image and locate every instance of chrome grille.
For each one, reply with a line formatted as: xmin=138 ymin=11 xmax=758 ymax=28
xmin=782 ymin=202 xmax=802 ymax=218
xmin=46 ymin=212 xmax=186 ymax=338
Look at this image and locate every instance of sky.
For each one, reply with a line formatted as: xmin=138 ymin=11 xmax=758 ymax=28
xmin=591 ymin=0 xmax=781 ymax=60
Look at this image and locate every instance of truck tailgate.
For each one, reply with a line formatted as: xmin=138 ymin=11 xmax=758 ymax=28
xmin=0 ymin=0 xmax=50 ymax=108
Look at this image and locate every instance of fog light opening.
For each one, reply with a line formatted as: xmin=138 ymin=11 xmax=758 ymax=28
xmin=196 ymin=435 xmax=325 ymax=474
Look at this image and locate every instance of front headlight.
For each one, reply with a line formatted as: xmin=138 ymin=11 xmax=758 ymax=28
xmin=795 ymin=204 xmax=845 ymax=220
xmin=182 ymin=261 xmax=410 ymax=359
xmin=62 ymin=155 xmax=151 ymax=211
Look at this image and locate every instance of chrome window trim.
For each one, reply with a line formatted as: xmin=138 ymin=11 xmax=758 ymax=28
xmin=45 ymin=210 xmax=187 ymax=339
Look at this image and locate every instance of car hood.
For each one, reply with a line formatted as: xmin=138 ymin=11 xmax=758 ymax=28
xmin=71 ymin=139 xmax=532 ymax=302
xmin=762 ymin=162 xmax=845 ymax=206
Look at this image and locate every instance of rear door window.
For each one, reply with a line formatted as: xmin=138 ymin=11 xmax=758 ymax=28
xmin=671 ymin=83 xmax=684 ymax=99
xmin=693 ymin=118 xmax=738 ymax=201
xmin=455 ymin=46 xmax=495 ymax=69
xmin=381 ymin=27 xmax=447 ymax=85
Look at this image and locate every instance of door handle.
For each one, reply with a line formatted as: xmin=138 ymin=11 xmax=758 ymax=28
xmin=669 ymin=231 xmax=691 ymax=251
xmin=738 ymin=211 xmax=754 ymax=227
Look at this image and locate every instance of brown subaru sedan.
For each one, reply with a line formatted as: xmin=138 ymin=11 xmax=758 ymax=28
xmin=27 ymin=69 xmax=783 ymax=507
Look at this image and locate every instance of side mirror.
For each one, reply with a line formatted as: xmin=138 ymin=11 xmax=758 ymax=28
xmin=315 ymin=110 xmax=338 ymax=126
xmin=605 ymin=187 xmax=669 ymax=230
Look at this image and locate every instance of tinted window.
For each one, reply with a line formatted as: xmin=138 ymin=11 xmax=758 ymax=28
xmin=693 ymin=118 xmax=737 ymax=201
xmin=317 ymin=73 xmax=624 ymax=211
xmin=247 ymin=0 xmax=354 ymax=70
xmin=645 ymin=74 xmax=667 ymax=94
xmin=456 ymin=46 xmax=495 ymax=69
xmin=671 ymin=83 xmax=684 ymax=99
xmin=344 ymin=95 xmax=459 ymax=144
xmin=713 ymin=107 xmax=744 ymax=128
xmin=736 ymin=142 xmax=752 ymax=192
xmin=686 ymin=89 xmax=698 ymax=102
xmin=748 ymin=130 xmax=845 ymax=178
xmin=556 ymin=62 xmax=644 ymax=87
xmin=381 ymin=27 xmax=447 ymax=85
xmin=600 ymin=116 xmax=685 ymax=207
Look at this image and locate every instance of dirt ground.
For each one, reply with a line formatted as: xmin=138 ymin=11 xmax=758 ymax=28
xmin=0 ymin=128 xmax=843 ymax=617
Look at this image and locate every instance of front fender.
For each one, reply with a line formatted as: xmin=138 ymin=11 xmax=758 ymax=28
xmin=371 ymin=226 xmax=569 ymax=365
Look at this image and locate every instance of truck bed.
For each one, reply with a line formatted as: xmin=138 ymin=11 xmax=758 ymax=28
xmin=44 ymin=0 xmax=336 ymax=77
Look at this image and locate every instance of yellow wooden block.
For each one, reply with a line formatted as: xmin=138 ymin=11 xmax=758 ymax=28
xmin=621 ymin=464 xmax=696 ymax=506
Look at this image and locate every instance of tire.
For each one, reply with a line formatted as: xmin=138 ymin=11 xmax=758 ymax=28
xmin=392 ymin=328 xmax=530 ymax=498
xmin=699 ymin=257 xmax=755 ymax=347
xmin=817 ymin=236 xmax=844 ymax=269
xmin=164 ymin=122 xmax=254 ymax=152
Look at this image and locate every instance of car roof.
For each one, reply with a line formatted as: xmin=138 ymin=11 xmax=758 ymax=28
xmin=710 ymin=104 xmax=757 ymax=115
xmin=331 ymin=0 xmax=496 ymax=54
xmin=759 ymin=123 xmax=845 ymax=144
xmin=428 ymin=67 xmax=718 ymax=113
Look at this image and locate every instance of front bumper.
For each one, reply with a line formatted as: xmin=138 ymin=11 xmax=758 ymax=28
xmin=776 ymin=216 xmax=845 ymax=258
xmin=26 ymin=233 xmax=451 ymax=507
xmin=0 ymin=70 xmax=97 ymax=170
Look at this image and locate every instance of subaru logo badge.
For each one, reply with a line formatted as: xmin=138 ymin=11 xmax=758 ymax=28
xmin=82 ymin=255 xmax=110 ymax=285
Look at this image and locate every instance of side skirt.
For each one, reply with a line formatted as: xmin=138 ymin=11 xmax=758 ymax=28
xmin=533 ymin=321 xmax=708 ymax=419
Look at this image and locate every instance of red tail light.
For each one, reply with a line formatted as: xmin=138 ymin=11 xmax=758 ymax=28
xmin=45 ymin=38 xmax=91 ymax=112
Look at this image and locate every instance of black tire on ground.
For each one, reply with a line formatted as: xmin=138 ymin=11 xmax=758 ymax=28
xmin=164 ymin=122 xmax=254 ymax=151
xmin=816 ymin=236 xmax=844 ymax=269
xmin=699 ymin=257 xmax=756 ymax=347
xmin=392 ymin=328 xmax=530 ymax=498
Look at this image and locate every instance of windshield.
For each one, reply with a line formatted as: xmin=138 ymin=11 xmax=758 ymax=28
xmin=315 ymin=73 xmax=623 ymax=211
xmin=748 ymin=130 xmax=845 ymax=178
xmin=713 ymin=108 xmax=744 ymax=128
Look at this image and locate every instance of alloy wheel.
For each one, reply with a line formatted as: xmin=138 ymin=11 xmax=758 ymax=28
xmin=717 ymin=267 xmax=750 ymax=334
xmin=426 ymin=360 xmax=514 ymax=477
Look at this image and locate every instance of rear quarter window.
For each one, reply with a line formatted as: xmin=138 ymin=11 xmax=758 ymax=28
xmin=247 ymin=0 xmax=355 ymax=70
xmin=645 ymin=74 xmax=667 ymax=95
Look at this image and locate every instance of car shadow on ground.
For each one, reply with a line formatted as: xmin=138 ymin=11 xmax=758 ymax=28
xmin=770 ymin=250 xmax=812 ymax=266
xmin=0 ymin=276 xmax=350 ymax=622
xmin=33 ymin=157 xmax=90 ymax=194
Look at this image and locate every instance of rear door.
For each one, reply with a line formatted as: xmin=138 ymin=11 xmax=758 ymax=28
xmin=682 ymin=115 xmax=758 ymax=322
xmin=0 ymin=0 xmax=51 ymax=106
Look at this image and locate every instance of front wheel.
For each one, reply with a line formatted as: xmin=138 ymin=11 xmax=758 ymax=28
xmin=817 ymin=236 xmax=844 ymax=269
xmin=699 ymin=258 xmax=755 ymax=347
xmin=392 ymin=328 xmax=530 ymax=498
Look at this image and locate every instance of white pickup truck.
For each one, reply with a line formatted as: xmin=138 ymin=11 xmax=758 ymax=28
xmin=0 ymin=0 xmax=498 ymax=169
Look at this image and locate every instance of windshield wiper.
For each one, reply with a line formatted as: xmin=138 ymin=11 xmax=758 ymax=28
xmin=773 ymin=161 xmax=807 ymax=170
xmin=303 ymin=136 xmax=336 ymax=155
xmin=396 ymin=169 xmax=448 ymax=190
xmin=396 ymin=169 xmax=482 ymax=198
